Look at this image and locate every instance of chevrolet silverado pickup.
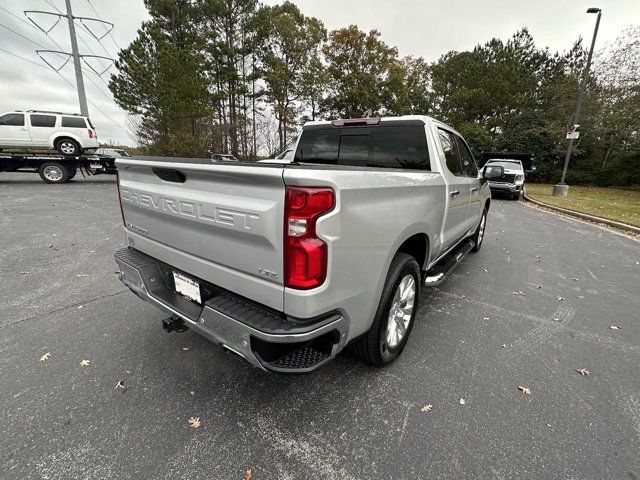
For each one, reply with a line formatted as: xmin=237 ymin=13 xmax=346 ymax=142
xmin=114 ymin=116 xmax=502 ymax=373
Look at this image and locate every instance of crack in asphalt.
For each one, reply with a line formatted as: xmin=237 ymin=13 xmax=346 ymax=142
xmin=0 ymin=289 xmax=129 ymax=329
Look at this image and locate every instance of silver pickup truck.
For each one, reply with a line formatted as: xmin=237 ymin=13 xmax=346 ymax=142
xmin=114 ymin=116 xmax=502 ymax=373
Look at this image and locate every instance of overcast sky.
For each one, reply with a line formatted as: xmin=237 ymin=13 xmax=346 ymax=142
xmin=1 ymin=0 xmax=637 ymax=146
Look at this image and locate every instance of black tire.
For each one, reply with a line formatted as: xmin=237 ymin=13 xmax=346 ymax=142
xmin=351 ymin=252 xmax=421 ymax=366
xmin=38 ymin=162 xmax=72 ymax=184
xmin=471 ymin=207 xmax=488 ymax=252
xmin=55 ymin=138 xmax=80 ymax=156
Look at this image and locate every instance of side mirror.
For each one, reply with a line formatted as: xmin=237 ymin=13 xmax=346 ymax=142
xmin=483 ymin=165 xmax=504 ymax=179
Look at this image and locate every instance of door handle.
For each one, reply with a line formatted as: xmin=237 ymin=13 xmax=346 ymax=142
xmin=450 ymin=190 xmax=460 ymax=197
xmin=471 ymin=187 xmax=479 ymax=193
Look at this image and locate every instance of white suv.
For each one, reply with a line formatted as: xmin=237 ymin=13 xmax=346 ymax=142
xmin=0 ymin=110 xmax=99 ymax=155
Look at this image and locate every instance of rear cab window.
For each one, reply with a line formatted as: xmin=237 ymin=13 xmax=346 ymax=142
xmin=30 ymin=115 xmax=56 ymax=127
xmin=294 ymin=121 xmax=430 ymax=170
xmin=61 ymin=116 xmax=87 ymax=128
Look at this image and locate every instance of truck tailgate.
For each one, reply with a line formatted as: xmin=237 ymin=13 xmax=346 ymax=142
xmin=116 ymin=158 xmax=285 ymax=311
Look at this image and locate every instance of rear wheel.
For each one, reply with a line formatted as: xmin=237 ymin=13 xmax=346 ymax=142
xmin=55 ymin=138 xmax=80 ymax=156
xmin=471 ymin=207 xmax=487 ymax=252
xmin=38 ymin=162 xmax=72 ymax=184
xmin=351 ymin=252 xmax=420 ymax=366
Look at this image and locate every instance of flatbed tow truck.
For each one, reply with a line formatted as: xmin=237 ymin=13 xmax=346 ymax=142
xmin=0 ymin=151 xmax=116 ymax=184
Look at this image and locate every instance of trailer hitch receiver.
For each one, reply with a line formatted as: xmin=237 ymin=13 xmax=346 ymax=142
xmin=162 ymin=315 xmax=188 ymax=333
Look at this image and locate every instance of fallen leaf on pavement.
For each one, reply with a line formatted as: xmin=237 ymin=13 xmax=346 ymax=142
xmin=483 ymin=317 xmax=490 ymax=321
xmin=187 ymin=416 xmax=201 ymax=428
xmin=459 ymin=398 xmax=466 ymax=405
xmin=182 ymin=347 xmax=189 ymax=351
xmin=77 ymin=305 xmax=84 ymax=309
xmin=76 ymin=274 xmax=88 ymax=277
xmin=245 ymin=467 xmax=252 ymax=480
xmin=572 ymin=278 xmax=579 ymax=281
xmin=513 ymin=291 xmax=525 ymax=296
xmin=576 ymin=368 xmax=590 ymax=377
xmin=420 ymin=404 xmax=433 ymax=412
xmin=557 ymin=296 xmax=564 ymax=301
xmin=39 ymin=352 xmax=51 ymax=362
xmin=80 ymin=359 xmax=91 ymax=366
xmin=115 ymin=380 xmax=125 ymax=389
xmin=517 ymin=385 xmax=532 ymax=396
xmin=501 ymin=344 xmax=506 ymax=348
xmin=610 ymin=325 xmax=621 ymax=330
xmin=535 ymin=285 xmax=542 ymax=289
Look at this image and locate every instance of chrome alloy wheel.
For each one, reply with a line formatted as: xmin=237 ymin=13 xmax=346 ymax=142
xmin=60 ymin=141 xmax=76 ymax=154
xmin=43 ymin=165 xmax=63 ymax=182
xmin=385 ymin=274 xmax=416 ymax=348
xmin=477 ymin=211 xmax=486 ymax=246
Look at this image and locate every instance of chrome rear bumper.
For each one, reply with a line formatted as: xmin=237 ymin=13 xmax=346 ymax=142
xmin=115 ymin=247 xmax=349 ymax=373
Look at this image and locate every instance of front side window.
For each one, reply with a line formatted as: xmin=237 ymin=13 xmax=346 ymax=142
xmin=295 ymin=125 xmax=430 ymax=170
xmin=0 ymin=113 xmax=25 ymax=126
xmin=30 ymin=115 xmax=56 ymax=128
xmin=438 ymin=129 xmax=463 ymax=176
xmin=456 ymin=137 xmax=479 ymax=177
xmin=61 ymin=116 xmax=87 ymax=128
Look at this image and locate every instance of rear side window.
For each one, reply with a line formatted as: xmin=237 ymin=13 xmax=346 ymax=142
xmin=455 ymin=136 xmax=478 ymax=177
xmin=295 ymin=125 xmax=430 ymax=170
xmin=61 ymin=116 xmax=87 ymax=128
xmin=30 ymin=115 xmax=56 ymax=127
xmin=438 ymin=129 xmax=463 ymax=176
xmin=0 ymin=113 xmax=24 ymax=126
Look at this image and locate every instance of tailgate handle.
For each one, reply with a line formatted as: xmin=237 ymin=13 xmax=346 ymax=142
xmin=153 ymin=168 xmax=186 ymax=183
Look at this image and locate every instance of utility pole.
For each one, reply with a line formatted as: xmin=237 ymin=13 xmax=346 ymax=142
xmin=25 ymin=4 xmax=113 ymax=116
xmin=64 ymin=0 xmax=88 ymax=116
xmin=553 ymin=7 xmax=602 ymax=197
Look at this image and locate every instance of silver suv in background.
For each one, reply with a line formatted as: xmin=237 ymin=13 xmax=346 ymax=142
xmin=0 ymin=110 xmax=99 ymax=155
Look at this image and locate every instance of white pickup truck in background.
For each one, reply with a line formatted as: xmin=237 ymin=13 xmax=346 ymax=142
xmin=114 ymin=116 xmax=502 ymax=373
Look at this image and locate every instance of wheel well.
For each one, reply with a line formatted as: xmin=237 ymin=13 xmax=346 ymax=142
xmin=397 ymin=233 xmax=429 ymax=270
xmin=54 ymin=136 xmax=78 ymax=147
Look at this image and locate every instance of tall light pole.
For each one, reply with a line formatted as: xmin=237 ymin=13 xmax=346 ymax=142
xmin=553 ymin=7 xmax=602 ymax=198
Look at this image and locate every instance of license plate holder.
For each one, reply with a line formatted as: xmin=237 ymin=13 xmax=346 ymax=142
xmin=173 ymin=271 xmax=201 ymax=304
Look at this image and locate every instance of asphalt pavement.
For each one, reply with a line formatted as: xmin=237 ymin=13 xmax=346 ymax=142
xmin=1 ymin=172 xmax=639 ymax=480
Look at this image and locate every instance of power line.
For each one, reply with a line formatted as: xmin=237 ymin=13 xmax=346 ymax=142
xmin=0 ymin=21 xmax=49 ymax=49
xmin=76 ymin=21 xmax=113 ymax=58
xmin=0 ymin=47 xmax=51 ymax=70
xmin=55 ymin=70 xmax=133 ymax=139
xmin=87 ymin=0 xmax=122 ymax=51
xmin=44 ymin=0 xmax=62 ymax=14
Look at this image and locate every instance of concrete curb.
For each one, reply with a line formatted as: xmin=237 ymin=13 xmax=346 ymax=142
xmin=523 ymin=193 xmax=640 ymax=235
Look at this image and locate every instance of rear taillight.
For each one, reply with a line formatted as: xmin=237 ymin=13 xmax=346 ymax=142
xmin=284 ymin=186 xmax=334 ymax=289
xmin=88 ymin=129 xmax=94 ymax=138
xmin=115 ymin=169 xmax=126 ymax=226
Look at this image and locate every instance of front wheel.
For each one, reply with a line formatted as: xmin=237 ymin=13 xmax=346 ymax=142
xmin=471 ymin=207 xmax=487 ymax=252
xmin=351 ymin=252 xmax=421 ymax=366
